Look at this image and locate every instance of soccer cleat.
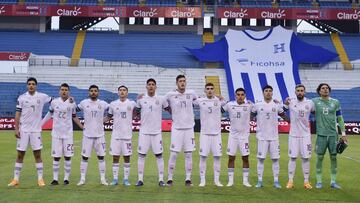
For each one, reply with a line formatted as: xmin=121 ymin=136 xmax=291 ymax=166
xmin=50 ymin=180 xmax=59 ymax=186
xmin=226 ymin=182 xmax=234 ymax=187
xmin=185 ymin=180 xmax=193 ymax=187
xmin=63 ymin=180 xmax=70 ymax=185
xmin=8 ymin=179 xmax=19 ymax=187
xmin=123 ymin=179 xmax=131 ymax=186
xmin=158 ymin=181 xmax=166 ymax=187
xmin=286 ymin=181 xmax=294 ymax=189
xmin=199 ymin=181 xmax=206 ymax=187
xmin=304 ymin=182 xmax=312 ymax=189
xmin=255 ymin=181 xmax=263 ymax=188
xmin=214 ymin=182 xmax=223 ymax=187
xmin=274 ymin=182 xmax=282 ymax=189
xmin=77 ymin=179 xmax=85 ymax=186
xmin=243 ymin=182 xmax=252 ymax=187
xmin=330 ymin=182 xmax=341 ymax=189
xmin=110 ymin=179 xmax=118 ymax=186
xmin=38 ymin=179 xmax=46 ymax=187
xmin=135 ymin=180 xmax=144 ymax=187
xmin=315 ymin=182 xmax=323 ymax=189
xmin=166 ymin=180 xmax=173 ymax=187
xmin=100 ymin=179 xmax=109 ymax=186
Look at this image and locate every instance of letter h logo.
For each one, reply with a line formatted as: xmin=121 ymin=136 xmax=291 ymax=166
xmin=273 ymin=43 xmax=285 ymax=54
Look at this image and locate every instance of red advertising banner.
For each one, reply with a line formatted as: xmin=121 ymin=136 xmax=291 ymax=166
xmin=88 ymin=6 xmax=126 ymax=17
xmin=164 ymin=7 xmax=202 ymax=18
xmin=50 ymin=5 xmax=89 ymax=17
xmin=0 ymin=52 xmax=30 ymax=61
xmin=126 ymin=6 xmax=165 ymax=18
xmin=11 ymin=5 xmax=48 ymax=16
xmin=0 ymin=5 xmax=12 ymax=16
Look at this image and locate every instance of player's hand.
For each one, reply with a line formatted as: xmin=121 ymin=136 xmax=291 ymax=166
xmin=273 ymin=99 xmax=280 ymax=104
xmin=247 ymin=100 xmax=254 ymax=105
xmin=216 ymin=94 xmax=224 ymax=101
xmin=340 ymin=135 xmax=348 ymax=143
xmin=69 ymin=96 xmax=74 ymax=103
xmin=15 ymin=130 xmax=20 ymax=138
xmin=284 ymin=97 xmax=291 ymax=106
xmin=137 ymin=93 xmax=144 ymax=100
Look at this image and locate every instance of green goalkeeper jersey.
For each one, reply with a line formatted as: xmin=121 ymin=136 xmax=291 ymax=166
xmin=312 ymin=97 xmax=341 ymax=136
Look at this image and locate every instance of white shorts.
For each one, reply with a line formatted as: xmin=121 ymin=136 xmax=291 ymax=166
xmin=288 ymin=136 xmax=312 ymax=159
xmin=138 ymin=133 xmax=163 ymax=155
xmin=257 ymin=139 xmax=280 ymax=159
xmin=199 ymin=133 xmax=222 ymax=157
xmin=81 ymin=136 xmax=106 ymax=158
xmin=51 ymin=136 xmax=74 ymax=158
xmin=227 ymin=135 xmax=250 ymax=157
xmin=170 ymin=127 xmax=195 ymax=153
xmin=110 ymin=137 xmax=132 ymax=156
xmin=17 ymin=132 xmax=42 ymax=151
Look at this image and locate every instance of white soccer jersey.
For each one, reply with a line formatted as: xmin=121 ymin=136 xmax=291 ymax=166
xmin=16 ymin=91 xmax=52 ymax=133
xmin=194 ymin=97 xmax=224 ymax=135
xmin=165 ymin=89 xmax=198 ymax=129
xmin=252 ymin=100 xmax=284 ymax=141
xmin=223 ymin=101 xmax=253 ymax=138
xmin=136 ymin=95 xmax=168 ymax=135
xmin=49 ymin=97 xmax=77 ymax=139
xmin=287 ymin=98 xmax=314 ymax=138
xmin=108 ymin=99 xmax=136 ymax=139
xmin=77 ymin=98 xmax=109 ymax=138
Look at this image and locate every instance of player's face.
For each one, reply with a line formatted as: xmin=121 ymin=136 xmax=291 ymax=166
xmin=89 ymin=88 xmax=99 ymax=99
xmin=319 ymin=85 xmax=330 ymax=97
xmin=27 ymin=81 xmax=36 ymax=93
xmin=146 ymin=81 xmax=157 ymax=95
xmin=295 ymin=87 xmax=305 ymax=100
xmin=118 ymin=87 xmax=128 ymax=99
xmin=205 ymin=85 xmax=214 ymax=97
xmin=59 ymin=87 xmax=69 ymax=99
xmin=235 ymin=91 xmax=246 ymax=103
xmin=176 ymin=78 xmax=186 ymax=91
xmin=263 ymin=88 xmax=273 ymax=100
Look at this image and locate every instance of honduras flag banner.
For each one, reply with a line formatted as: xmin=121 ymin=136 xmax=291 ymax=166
xmin=186 ymin=26 xmax=338 ymax=102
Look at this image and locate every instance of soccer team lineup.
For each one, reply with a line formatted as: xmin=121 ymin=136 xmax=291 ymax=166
xmin=7 ymin=74 xmax=349 ymax=190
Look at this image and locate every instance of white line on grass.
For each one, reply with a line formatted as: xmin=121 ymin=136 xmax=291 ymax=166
xmin=344 ymin=156 xmax=360 ymax=164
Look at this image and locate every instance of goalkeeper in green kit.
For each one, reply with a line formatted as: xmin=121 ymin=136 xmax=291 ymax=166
xmin=312 ymin=83 xmax=347 ymax=189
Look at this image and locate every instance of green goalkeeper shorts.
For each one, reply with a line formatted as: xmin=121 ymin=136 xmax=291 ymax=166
xmin=315 ymin=135 xmax=338 ymax=155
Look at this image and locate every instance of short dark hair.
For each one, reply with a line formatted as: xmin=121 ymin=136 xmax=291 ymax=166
xmin=176 ymin=74 xmax=186 ymax=82
xmin=60 ymin=83 xmax=70 ymax=90
xmin=147 ymin=78 xmax=156 ymax=85
xmin=295 ymin=84 xmax=305 ymax=90
xmin=118 ymin=85 xmax=128 ymax=91
xmin=262 ymin=85 xmax=273 ymax=92
xmin=27 ymin=77 xmax=37 ymax=85
xmin=235 ymin=88 xmax=246 ymax=94
xmin=88 ymin=84 xmax=99 ymax=91
xmin=316 ymin=83 xmax=331 ymax=95
xmin=205 ymin=83 xmax=214 ymax=88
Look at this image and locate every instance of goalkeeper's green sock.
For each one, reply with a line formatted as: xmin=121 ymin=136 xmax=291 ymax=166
xmin=330 ymin=155 xmax=337 ymax=184
xmin=316 ymin=155 xmax=324 ymax=183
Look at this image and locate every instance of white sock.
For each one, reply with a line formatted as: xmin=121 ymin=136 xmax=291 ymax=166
xmin=124 ymin=162 xmax=130 ymax=180
xmin=199 ymin=156 xmax=207 ymax=183
xmin=272 ymin=159 xmax=280 ymax=182
xmin=64 ymin=160 xmax=71 ymax=181
xmin=36 ymin=162 xmax=44 ymax=180
xmin=302 ymin=158 xmax=310 ymax=183
xmin=156 ymin=155 xmax=164 ymax=182
xmin=288 ymin=158 xmax=296 ymax=182
xmin=185 ymin=152 xmax=193 ymax=181
xmin=228 ymin=168 xmax=234 ymax=183
xmin=243 ymin=168 xmax=249 ymax=183
xmin=14 ymin=162 xmax=23 ymax=181
xmin=98 ymin=159 xmax=106 ymax=180
xmin=214 ymin=156 xmax=221 ymax=183
xmin=257 ymin=159 xmax=265 ymax=182
xmin=167 ymin=151 xmax=178 ymax=181
xmin=138 ymin=154 xmax=146 ymax=181
xmin=112 ymin=163 xmax=119 ymax=180
xmin=53 ymin=160 xmax=60 ymax=181
xmin=80 ymin=159 xmax=88 ymax=181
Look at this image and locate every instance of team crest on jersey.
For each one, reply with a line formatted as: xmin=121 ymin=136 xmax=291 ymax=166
xmin=67 ymin=107 xmax=70 ymax=111
xmin=330 ymin=103 xmax=335 ymax=108
xmin=214 ymin=102 xmax=218 ymax=106
xmin=260 ymin=108 xmax=263 ymax=111
xmin=98 ymin=105 xmax=101 ymax=109
xmin=127 ymin=106 xmax=132 ymax=111
xmin=272 ymin=108 xmax=276 ymax=112
xmin=186 ymin=95 xmax=190 ymax=99
xmin=243 ymin=107 xmax=247 ymax=111
xmin=56 ymin=106 xmax=59 ymax=109
xmin=86 ymin=105 xmax=89 ymax=108
xmin=156 ymin=100 xmax=160 ymax=105
xmin=37 ymin=99 xmax=41 ymax=104
xmin=202 ymin=102 xmax=206 ymax=105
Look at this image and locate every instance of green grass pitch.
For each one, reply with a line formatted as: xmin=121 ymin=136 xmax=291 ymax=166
xmin=0 ymin=130 xmax=359 ymax=203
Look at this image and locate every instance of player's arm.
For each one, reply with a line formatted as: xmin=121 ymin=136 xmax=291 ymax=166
xmin=283 ymin=97 xmax=291 ymax=112
xmin=41 ymin=111 xmax=53 ymax=127
xmin=278 ymin=104 xmax=289 ymax=122
xmin=104 ymin=104 xmax=113 ymax=123
xmin=14 ymin=111 xmax=21 ymax=138
xmin=336 ymin=109 xmax=347 ymax=142
xmin=72 ymin=114 xmax=83 ymax=130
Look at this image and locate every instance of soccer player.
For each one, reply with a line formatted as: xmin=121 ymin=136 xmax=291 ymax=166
xmin=166 ymin=75 xmax=198 ymax=187
xmin=41 ymin=83 xmax=83 ymax=185
xmin=135 ymin=78 xmax=168 ymax=187
xmin=312 ymin=83 xmax=347 ymax=189
xmin=222 ymin=88 xmax=252 ymax=187
xmin=76 ymin=85 xmax=109 ymax=186
xmin=283 ymin=84 xmax=314 ymax=189
xmin=195 ymin=83 xmax=225 ymax=187
xmin=106 ymin=85 xmax=136 ymax=186
xmin=8 ymin=77 xmax=52 ymax=187
xmin=252 ymin=85 xmax=287 ymax=189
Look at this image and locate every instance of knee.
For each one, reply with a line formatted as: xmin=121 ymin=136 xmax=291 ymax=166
xmin=317 ymin=155 xmax=324 ymax=161
xmin=291 ymin=158 xmax=297 ymax=162
xmin=258 ymin=158 xmax=265 ymax=163
xmin=330 ymin=155 xmax=337 ymax=161
xmin=242 ymin=156 xmax=249 ymax=162
xmin=229 ymin=156 xmax=236 ymax=162
xmin=138 ymin=153 xmax=146 ymax=158
xmin=271 ymin=159 xmax=279 ymax=163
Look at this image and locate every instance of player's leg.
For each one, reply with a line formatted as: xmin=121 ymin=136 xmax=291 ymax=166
xmin=51 ymin=137 xmax=61 ymax=185
xmin=31 ymin=132 xmax=45 ymax=186
xmin=270 ymin=140 xmax=281 ymax=189
xmin=136 ymin=133 xmax=150 ymax=186
xmin=152 ymin=134 xmax=165 ymax=186
xmin=8 ymin=132 xmax=28 ymax=187
xmin=256 ymin=139 xmax=267 ymax=188
xmin=199 ymin=133 xmax=209 ymax=187
xmin=167 ymin=128 xmax=182 ymax=186
xmin=212 ymin=134 xmax=223 ymax=187
xmin=287 ymin=137 xmax=299 ymax=189
xmin=184 ymin=129 xmax=195 ymax=187
xmin=226 ymin=135 xmax=237 ymax=187
xmin=301 ymin=136 xmax=312 ymax=189
xmin=110 ymin=137 xmax=120 ymax=185
xmin=63 ymin=156 xmax=71 ymax=185
xmin=78 ymin=136 xmax=92 ymax=185
xmin=51 ymin=157 xmax=61 ymax=185
xmin=122 ymin=139 xmax=132 ymax=186
xmin=63 ymin=138 xmax=74 ymax=185
xmin=240 ymin=138 xmax=251 ymax=187
xmin=315 ymin=135 xmax=327 ymax=189
xmin=95 ymin=136 xmax=107 ymax=185
xmin=329 ymin=135 xmax=340 ymax=189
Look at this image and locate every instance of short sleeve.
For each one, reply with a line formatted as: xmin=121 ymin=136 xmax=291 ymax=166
xmin=72 ymin=103 xmax=77 ymax=115
xmin=16 ymin=97 xmax=22 ymax=112
xmin=136 ymin=99 xmax=142 ymax=109
xmin=193 ymin=98 xmax=200 ymax=106
xmin=277 ymin=103 xmax=284 ymax=114
xmin=77 ymin=101 xmax=84 ymax=112
xmin=108 ymin=104 xmax=114 ymax=116
xmin=43 ymin=94 xmax=52 ymax=104
xmin=251 ymin=104 xmax=258 ymax=114
xmin=162 ymin=97 xmax=169 ymax=108
xmin=49 ymin=101 xmax=54 ymax=113
xmin=222 ymin=103 xmax=229 ymax=112
xmin=131 ymin=101 xmax=136 ymax=109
